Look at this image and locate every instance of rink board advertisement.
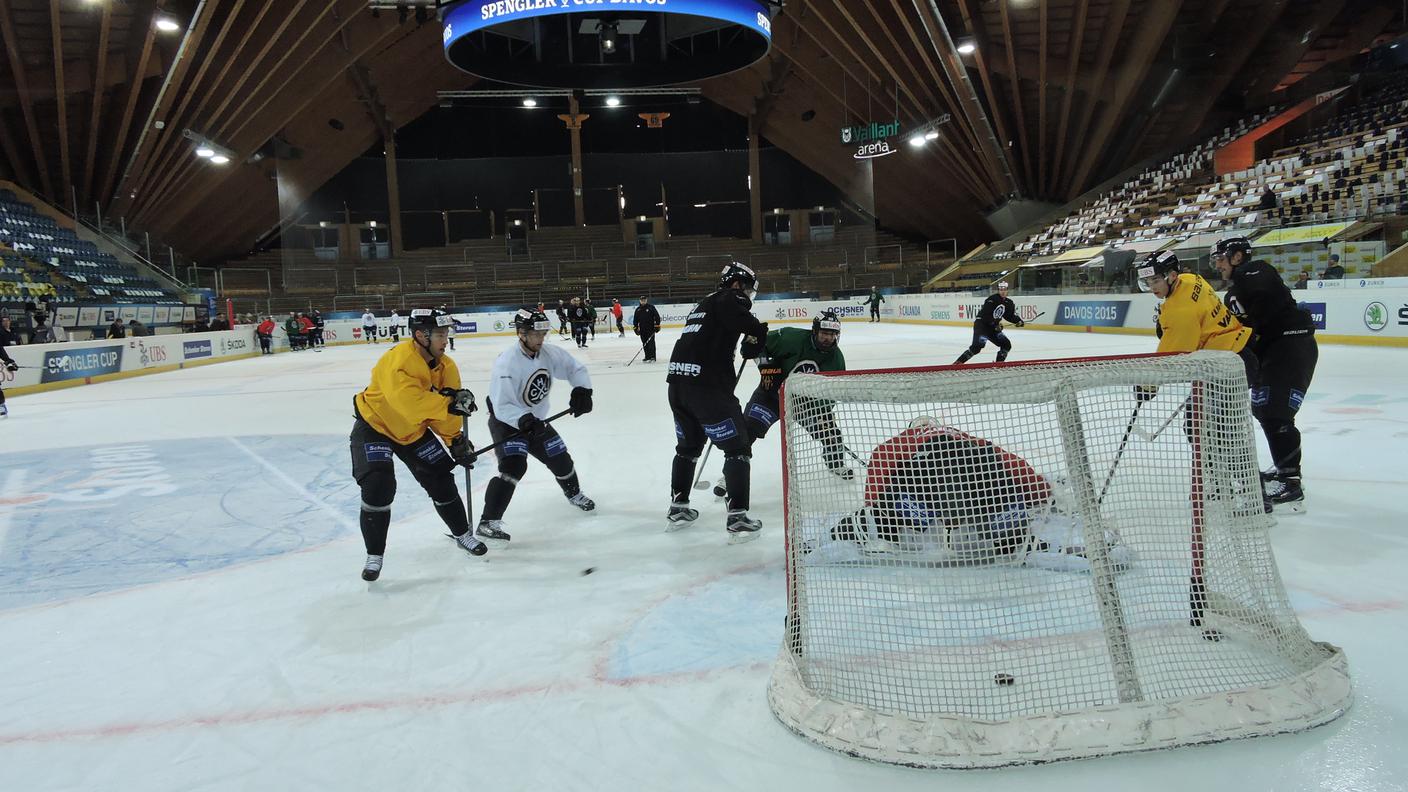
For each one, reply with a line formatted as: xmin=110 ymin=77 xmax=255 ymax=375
xmin=5 ymin=329 xmax=261 ymax=394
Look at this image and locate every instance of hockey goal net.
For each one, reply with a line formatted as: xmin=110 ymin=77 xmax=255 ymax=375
xmin=769 ymin=351 xmax=1349 ymax=768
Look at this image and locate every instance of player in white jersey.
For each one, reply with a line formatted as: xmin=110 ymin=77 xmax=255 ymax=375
xmin=474 ymin=308 xmax=596 ymax=545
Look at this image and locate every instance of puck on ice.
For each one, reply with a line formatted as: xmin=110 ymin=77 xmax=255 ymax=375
xmin=580 ymin=567 xmax=596 ymax=576
xmin=994 ymin=673 xmax=1015 ymax=686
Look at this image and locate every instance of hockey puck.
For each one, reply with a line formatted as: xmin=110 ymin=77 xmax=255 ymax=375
xmin=1201 ymin=628 xmax=1225 ymax=643
xmin=580 ymin=567 xmax=596 ymax=576
xmin=994 ymin=673 xmax=1015 ymax=686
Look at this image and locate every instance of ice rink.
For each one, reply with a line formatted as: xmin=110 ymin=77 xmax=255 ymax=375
xmin=2 ymin=320 xmax=1405 ymax=792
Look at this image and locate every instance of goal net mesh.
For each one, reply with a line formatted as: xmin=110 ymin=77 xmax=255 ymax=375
xmin=768 ymin=352 xmax=1349 ymax=768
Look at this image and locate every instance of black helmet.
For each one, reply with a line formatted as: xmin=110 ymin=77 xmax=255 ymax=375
xmin=719 ymin=261 xmax=758 ymax=294
xmin=407 ymin=307 xmax=453 ymax=336
xmin=1212 ymin=237 xmax=1252 ymax=261
xmin=812 ymin=309 xmax=841 ymax=351
xmin=512 ymin=307 xmax=552 ymax=332
xmin=1136 ymin=251 xmax=1180 ymax=292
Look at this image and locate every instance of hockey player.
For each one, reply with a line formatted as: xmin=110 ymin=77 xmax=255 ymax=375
xmin=953 ymin=281 xmax=1024 ymax=364
xmin=586 ymin=298 xmax=598 ymax=340
xmin=438 ymin=305 xmax=456 ymax=350
xmin=566 ymin=297 xmax=592 ymax=348
xmin=1139 ymin=251 xmax=1256 ymax=368
xmin=475 ymin=308 xmax=596 ymax=546
xmin=256 ymin=316 xmax=275 ymax=355
xmin=388 ymin=310 xmax=402 ymax=343
xmin=0 ymin=328 xmax=16 ymax=418
xmin=864 ymin=286 xmax=885 ymax=322
xmin=611 ymin=298 xmax=625 ymax=336
xmin=350 ymin=308 xmax=482 ymax=581
xmin=1213 ymin=237 xmax=1317 ymax=513
xmin=556 ymin=299 xmax=569 ymax=337
xmin=632 ymin=295 xmax=662 ymax=362
xmin=666 ymin=262 xmax=769 ymax=541
xmin=284 ymin=313 xmax=304 ymax=351
xmin=715 ymin=310 xmax=850 ymax=499
xmin=310 ymin=310 xmax=326 ymax=349
xmin=362 ymin=309 xmax=378 ymax=344
xmin=824 ymin=418 xmax=1130 ymax=571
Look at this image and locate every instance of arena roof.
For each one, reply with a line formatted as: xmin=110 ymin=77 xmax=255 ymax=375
xmin=0 ymin=0 xmax=1401 ymax=262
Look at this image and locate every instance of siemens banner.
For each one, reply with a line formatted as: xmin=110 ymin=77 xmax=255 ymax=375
xmin=443 ymin=0 xmax=773 ymax=43
xmin=1054 ymin=300 xmax=1131 ymax=328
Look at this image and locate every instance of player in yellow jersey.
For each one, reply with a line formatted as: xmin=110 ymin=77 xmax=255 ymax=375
xmin=350 ymin=308 xmax=482 ymax=581
xmin=1138 ymin=250 xmax=1256 ymax=369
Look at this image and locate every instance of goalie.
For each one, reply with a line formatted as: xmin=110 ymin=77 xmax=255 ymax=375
xmin=822 ymin=419 xmax=1131 ymax=572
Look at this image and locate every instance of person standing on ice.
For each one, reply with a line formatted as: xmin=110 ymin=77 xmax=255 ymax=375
xmin=471 ymin=308 xmax=596 ymax=548
xmin=349 ymin=308 xmax=482 ymax=581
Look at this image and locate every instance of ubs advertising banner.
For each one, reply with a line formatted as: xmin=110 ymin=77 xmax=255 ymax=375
xmin=41 ymin=345 xmax=124 ymax=383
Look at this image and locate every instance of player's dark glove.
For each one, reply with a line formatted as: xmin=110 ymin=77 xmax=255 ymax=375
xmin=569 ymin=387 xmax=593 ymax=417
xmin=740 ymin=322 xmax=768 ymax=359
xmin=4 ymin=361 xmax=16 ymax=372
xmin=449 ymin=434 xmax=475 ymax=468
xmin=1134 ymin=385 xmax=1157 ymax=403
xmin=442 ymin=388 xmax=477 ymax=417
xmin=517 ymin=413 xmax=545 ymax=440
xmin=1013 ymin=318 xmax=1025 ymax=328
xmin=633 ymin=325 xmax=640 ymax=335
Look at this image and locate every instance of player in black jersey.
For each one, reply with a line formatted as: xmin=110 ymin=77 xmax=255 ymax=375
xmin=1213 ymin=237 xmax=1317 ymax=513
xmin=953 ymin=281 xmax=1025 ymax=364
xmin=666 ymin=262 xmax=769 ymax=542
xmin=565 ymin=297 xmax=592 ymax=348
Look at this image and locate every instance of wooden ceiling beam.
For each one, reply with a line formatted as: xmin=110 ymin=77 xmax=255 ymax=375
xmin=124 ymin=0 xmax=260 ymax=211
xmin=138 ymin=15 xmax=405 ymax=230
xmin=0 ymin=111 xmax=35 ymax=187
xmin=953 ymin=0 xmax=1024 ymax=197
xmin=1067 ymin=0 xmax=1183 ymax=198
xmin=0 ymin=51 xmax=167 ymax=108
xmin=1058 ymin=0 xmax=1129 ymax=196
xmin=1049 ymin=0 xmax=1088 ymax=200
xmin=98 ymin=0 xmax=159 ymax=207
xmin=997 ymin=0 xmax=1034 ymax=192
xmin=1170 ymin=0 xmax=1285 ymax=147
xmin=80 ymin=0 xmax=112 ymax=206
xmin=50 ymin=0 xmax=71 ymax=200
xmin=1038 ymin=0 xmax=1048 ymax=196
xmin=109 ymin=0 xmax=225 ymax=218
xmin=0 ymin=0 xmax=55 ymax=199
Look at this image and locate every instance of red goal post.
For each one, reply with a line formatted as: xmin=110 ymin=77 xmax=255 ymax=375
xmin=771 ymin=351 xmax=1349 ymax=768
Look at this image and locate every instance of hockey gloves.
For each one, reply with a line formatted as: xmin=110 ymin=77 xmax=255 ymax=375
xmin=517 ymin=413 xmax=545 ymax=440
xmin=569 ymin=387 xmax=594 ymax=417
xmin=442 ymin=388 xmax=478 ymax=417
xmin=1134 ymin=385 xmax=1158 ymax=403
xmin=1013 ymin=318 xmax=1026 ymax=328
xmin=740 ymin=322 xmax=769 ymax=359
xmin=4 ymin=361 xmax=16 ymax=372
xmin=449 ymin=434 xmax=476 ymax=468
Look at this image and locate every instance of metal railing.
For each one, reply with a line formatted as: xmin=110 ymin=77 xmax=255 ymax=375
xmin=863 ymin=243 xmax=903 ymax=268
xmin=353 ymin=266 xmax=404 ymax=293
xmin=424 ymin=264 xmax=475 ymax=290
xmin=284 ymin=267 xmax=340 ymax=292
xmin=926 ymin=238 xmax=959 ymax=268
xmin=219 ymin=268 xmax=273 ymax=295
xmin=334 ymin=294 xmax=383 ymax=311
xmin=684 ymin=253 xmax=736 ymax=276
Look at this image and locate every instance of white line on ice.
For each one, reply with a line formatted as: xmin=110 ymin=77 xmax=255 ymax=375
xmin=0 ymin=469 xmax=29 ymax=558
xmin=225 ymin=436 xmax=359 ymax=532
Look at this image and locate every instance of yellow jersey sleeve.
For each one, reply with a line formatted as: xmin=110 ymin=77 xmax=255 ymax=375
xmin=1155 ymin=274 xmax=1250 ymax=355
xmin=355 ymin=341 xmax=464 ymax=445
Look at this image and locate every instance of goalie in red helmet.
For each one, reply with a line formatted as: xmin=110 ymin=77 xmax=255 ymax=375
xmin=825 ymin=418 xmax=1130 ymax=572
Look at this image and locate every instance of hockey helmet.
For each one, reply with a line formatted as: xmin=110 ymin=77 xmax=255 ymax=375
xmin=513 ymin=307 xmax=552 ymax=333
xmin=407 ymin=307 xmax=454 ymax=336
xmin=719 ymin=261 xmax=758 ymax=297
xmin=1212 ymin=236 xmax=1252 ymax=262
xmin=1136 ymin=251 xmax=1180 ymax=293
xmin=811 ymin=309 xmax=842 ymax=351
xmin=997 ymin=281 xmax=1010 ymax=291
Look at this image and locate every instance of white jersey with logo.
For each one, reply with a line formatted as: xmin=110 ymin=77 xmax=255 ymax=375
xmin=488 ymin=342 xmax=591 ymax=426
xmin=362 ymin=312 xmax=376 ymax=326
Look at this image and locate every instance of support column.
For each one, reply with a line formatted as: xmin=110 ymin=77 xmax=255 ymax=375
xmin=559 ymin=95 xmax=589 ymax=227
xmin=385 ymin=130 xmax=404 ymax=258
xmin=748 ymin=114 xmax=763 ymax=244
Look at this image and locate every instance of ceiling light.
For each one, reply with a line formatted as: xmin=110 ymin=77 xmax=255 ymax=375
xmin=693 ymin=203 xmax=707 ymax=208
xmin=605 ymin=96 xmax=621 ymax=107
xmin=909 ymin=135 xmax=926 ymax=148
xmin=522 ymin=98 xmax=538 ymax=107
xmin=369 ymin=220 xmax=378 ymax=228
xmin=195 ymin=146 xmax=215 ymax=158
xmin=210 ymin=154 xmax=231 ymax=165
xmin=956 ymin=40 xmax=976 ymax=55
xmin=925 ymin=130 xmax=940 ymax=141
xmin=155 ymin=16 xmax=181 ymax=32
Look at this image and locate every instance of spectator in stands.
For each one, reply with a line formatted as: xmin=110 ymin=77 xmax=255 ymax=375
xmin=1323 ymin=254 xmax=1345 ymax=279
xmin=0 ymin=316 xmax=20 ymax=348
xmin=209 ymin=315 xmax=229 ymax=332
xmin=127 ymin=318 xmax=148 ymax=337
xmin=256 ymin=316 xmax=275 ymax=354
xmin=1259 ymin=187 xmax=1279 ymax=210
xmin=192 ymin=316 xmax=210 ymax=333
xmin=1294 ymin=271 xmax=1310 ymax=290
xmin=362 ymin=308 xmax=378 ymax=344
xmin=107 ymin=317 xmax=126 ymax=339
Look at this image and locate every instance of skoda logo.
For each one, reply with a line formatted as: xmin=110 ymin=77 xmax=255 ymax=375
xmin=522 ymin=369 xmax=551 ymax=405
xmin=1364 ymin=301 xmax=1388 ymax=332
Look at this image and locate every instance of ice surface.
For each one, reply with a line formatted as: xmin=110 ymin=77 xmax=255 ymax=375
xmin=1 ymin=323 xmax=1404 ymax=791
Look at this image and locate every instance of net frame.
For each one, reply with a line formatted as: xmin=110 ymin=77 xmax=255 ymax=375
xmin=768 ymin=352 xmax=1349 ymax=768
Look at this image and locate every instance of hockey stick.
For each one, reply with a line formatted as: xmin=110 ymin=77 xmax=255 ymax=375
xmin=1132 ymin=395 xmax=1192 ymax=441
xmin=470 ymin=409 xmax=573 ymax=461
xmin=1097 ymin=401 xmax=1145 ymax=504
xmin=624 ymin=342 xmax=647 ymax=367
xmin=461 ymin=415 xmax=475 ymax=528
xmin=692 ymin=358 xmax=750 ymax=490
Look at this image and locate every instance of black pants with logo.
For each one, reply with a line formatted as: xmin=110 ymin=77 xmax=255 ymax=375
xmin=478 ymin=411 xmax=581 ymax=524
xmin=349 ymin=416 xmax=469 ymax=555
xmin=1251 ymin=331 xmax=1318 ymax=475
xmin=668 ymin=382 xmax=753 ymax=511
